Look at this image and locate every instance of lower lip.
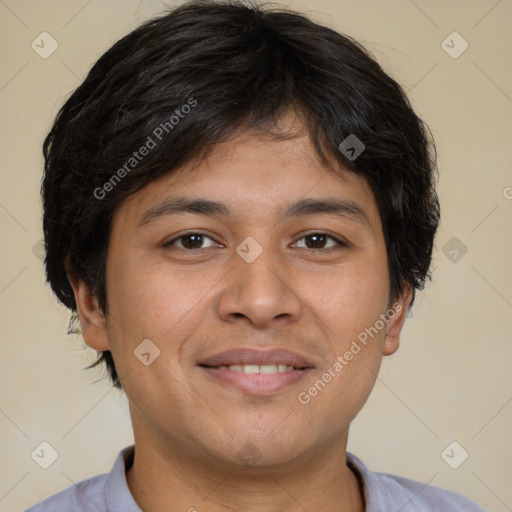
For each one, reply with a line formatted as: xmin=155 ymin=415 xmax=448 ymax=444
xmin=199 ymin=366 xmax=313 ymax=395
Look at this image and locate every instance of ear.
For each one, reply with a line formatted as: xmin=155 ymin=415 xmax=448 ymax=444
xmin=67 ymin=271 xmax=110 ymax=352
xmin=382 ymin=284 xmax=413 ymax=356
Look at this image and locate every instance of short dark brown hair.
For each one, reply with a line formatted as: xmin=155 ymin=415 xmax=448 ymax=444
xmin=42 ymin=0 xmax=440 ymax=388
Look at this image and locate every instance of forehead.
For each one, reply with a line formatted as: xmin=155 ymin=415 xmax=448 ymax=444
xmin=111 ymin=125 xmax=382 ymax=236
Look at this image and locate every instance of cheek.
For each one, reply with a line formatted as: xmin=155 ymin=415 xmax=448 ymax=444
xmin=297 ymin=271 xmax=388 ymax=433
xmin=106 ymin=253 xmax=224 ymax=345
xmin=299 ymin=260 xmax=389 ymax=420
xmin=306 ymin=259 xmax=390 ymax=341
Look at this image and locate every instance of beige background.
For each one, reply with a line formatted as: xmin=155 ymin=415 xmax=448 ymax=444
xmin=1 ymin=0 xmax=511 ymax=510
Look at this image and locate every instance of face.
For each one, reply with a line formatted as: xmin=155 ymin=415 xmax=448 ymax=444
xmin=73 ymin=115 xmax=411 ymax=471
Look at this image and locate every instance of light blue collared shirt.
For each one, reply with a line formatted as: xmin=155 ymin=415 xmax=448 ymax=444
xmin=25 ymin=445 xmax=485 ymax=511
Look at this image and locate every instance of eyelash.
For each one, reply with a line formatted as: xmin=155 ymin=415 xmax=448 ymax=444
xmin=163 ymin=232 xmax=348 ymax=251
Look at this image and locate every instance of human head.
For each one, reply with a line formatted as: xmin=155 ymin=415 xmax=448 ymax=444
xmin=42 ymin=0 xmax=439 ymax=389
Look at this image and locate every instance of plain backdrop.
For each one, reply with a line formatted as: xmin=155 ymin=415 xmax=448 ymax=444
xmin=0 ymin=1 xmax=510 ymax=511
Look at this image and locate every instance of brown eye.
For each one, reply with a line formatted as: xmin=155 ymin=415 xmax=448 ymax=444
xmin=293 ymin=233 xmax=346 ymax=250
xmin=305 ymin=234 xmax=328 ymax=249
xmin=181 ymin=234 xmax=204 ymax=249
xmin=165 ymin=233 xmax=218 ymax=250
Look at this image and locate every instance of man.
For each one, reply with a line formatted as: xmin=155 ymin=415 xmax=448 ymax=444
xmin=27 ymin=1 xmax=484 ymax=510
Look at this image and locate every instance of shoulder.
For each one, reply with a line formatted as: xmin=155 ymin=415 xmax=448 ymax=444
xmin=24 ymin=445 xmax=138 ymax=512
xmin=347 ymin=453 xmax=485 ymax=512
xmin=24 ymin=473 xmax=108 ymax=512
xmin=374 ymin=471 xmax=485 ymax=511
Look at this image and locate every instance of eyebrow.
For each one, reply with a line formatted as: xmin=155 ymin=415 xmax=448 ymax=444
xmin=279 ymin=197 xmax=370 ymax=226
xmin=136 ymin=195 xmax=370 ymax=229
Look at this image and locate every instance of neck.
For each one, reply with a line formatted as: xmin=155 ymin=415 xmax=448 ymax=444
xmin=125 ymin=431 xmax=365 ymax=512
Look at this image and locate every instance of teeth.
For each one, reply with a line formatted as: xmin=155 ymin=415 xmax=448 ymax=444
xmin=217 ymin=364 xmax=295 ymax=373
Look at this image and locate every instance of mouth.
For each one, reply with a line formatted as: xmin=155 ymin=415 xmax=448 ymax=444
xmin=204 ymin=363 xmax=301 ymax=373
xmin=197 ymin=348 xmax=315 ymax=395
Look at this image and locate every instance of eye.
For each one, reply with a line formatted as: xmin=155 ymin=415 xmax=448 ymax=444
xmin=164 ymin=233 xmax=220 ymax=250
xmin=292 ymin=232 xmax=347 ymax=250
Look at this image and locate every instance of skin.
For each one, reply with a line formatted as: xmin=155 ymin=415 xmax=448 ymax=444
xmin=70 ymin=112 xmax=412 ymax=512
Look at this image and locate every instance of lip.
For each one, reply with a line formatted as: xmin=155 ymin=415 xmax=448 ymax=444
xmin=199 ymin=366 xmax=313 ymax=395
xmin=197 ymin=348 xmax=315 ymax=369
xmin=197 ymin=348 xmax=315 ymax=395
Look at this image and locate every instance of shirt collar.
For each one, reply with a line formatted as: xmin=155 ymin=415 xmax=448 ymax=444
xmin=347 ymin=451 xmax=390 ymax=511
xmin=104 ymin=445 xmax=141 ymax=511
xmin=107 ymin=445 xmax=380 ymax=511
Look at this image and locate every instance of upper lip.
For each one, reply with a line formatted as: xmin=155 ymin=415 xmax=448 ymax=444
xmin=198 ymin=348 xmax=315 ymax=369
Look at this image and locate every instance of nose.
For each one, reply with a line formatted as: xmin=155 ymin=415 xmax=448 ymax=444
xmin=216 ymin=244 xmax=303 ymax=329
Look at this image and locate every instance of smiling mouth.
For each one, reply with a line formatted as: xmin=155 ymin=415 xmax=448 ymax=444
xmin=200 ymin=363 xmax=304 ymax=373
xmin=197 ymin=347 xmax=315 ymax=394
xmin=198 ymin=364 xmax=313 ymax=395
